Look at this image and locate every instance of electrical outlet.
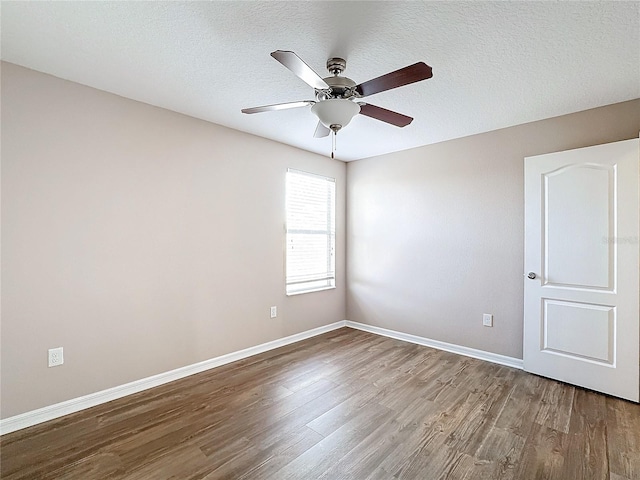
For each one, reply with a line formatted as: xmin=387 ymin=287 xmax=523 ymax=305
xmin=48 ymin=347 xmax=64 ymax=367
xmin=270 ymin=306 xmax=277 ymax=318
xmin=482 ymin=314 xmax=493 ymax=327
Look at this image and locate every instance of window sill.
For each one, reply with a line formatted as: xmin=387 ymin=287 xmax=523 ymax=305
xmin=286 ymin=286 xmax=336 ymax=296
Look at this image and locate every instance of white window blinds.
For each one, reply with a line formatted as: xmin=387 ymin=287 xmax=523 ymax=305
xmin=286 ymin=169 xmax=336 ymax=295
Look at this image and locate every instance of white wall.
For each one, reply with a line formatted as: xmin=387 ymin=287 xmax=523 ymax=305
xmin=346 ymin=99 xmax=640 ymax=359
xmin=1 ymin=62 xmax=346 ymax=418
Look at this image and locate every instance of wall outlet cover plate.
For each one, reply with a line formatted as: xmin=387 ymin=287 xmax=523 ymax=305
xmin=48 ymin=347 xmax=64 ymax=367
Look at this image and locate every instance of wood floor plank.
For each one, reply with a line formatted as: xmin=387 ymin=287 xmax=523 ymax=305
xmin=389 ymin=438 xmax=468 ymax=479
xmin=111 ymin=441 xmax=209 ymax=480
xmin=606 ymin=395 xmax=640 ymax=479
xmin=316 ymin=396 xmax=440 ymax=479
xmin=493 ymin=371 xmax=546 ymax=438
xmin=362 ymin=466 xmax=396 ymax=480
xmin=513 ymin=423 xmax=568 ymax=480
xmin=560 ymin=389 xmax=609 ymax=480
xmin=194 ymin=378 xmax=339 ymax=456
xmin=51 ymin=452 xmax=126 ymax=480
xmin=265 ymin=400 xmax=395 ymax=479
xmin=377 ymin=388 xmax=482 ymax=477
xmin=200 ymin=429 xmax=318 ymax=479
xmin=474 ymin=426 xmax=525 ymax=465
xmin=610 ymin=473 xmax=631 ymax=480
xmin=234 ymin=427 xmax=324 ymax=480
xmin=1 ymin=327 xmax=638 ymax=480
xmin=306 ymin=383 xmax=383 ymax=438
xmin=533 ymin=379 xmax=575 ymax=434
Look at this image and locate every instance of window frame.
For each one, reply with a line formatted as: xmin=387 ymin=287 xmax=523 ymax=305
xmin=285 ymin=168 xmax=336 ymax=296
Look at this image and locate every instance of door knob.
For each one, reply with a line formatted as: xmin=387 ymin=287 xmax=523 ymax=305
xmin=527 ymin=272 xmax=536 ymax=279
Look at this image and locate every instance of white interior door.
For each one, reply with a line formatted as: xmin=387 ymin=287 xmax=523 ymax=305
xmin=524 ymin=138 xmax=639 ymax=402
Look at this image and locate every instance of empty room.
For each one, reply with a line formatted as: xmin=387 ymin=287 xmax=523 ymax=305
xmin=1 ymin=1 xmax=639 ymax=479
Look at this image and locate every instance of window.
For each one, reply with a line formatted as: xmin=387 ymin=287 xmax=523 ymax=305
xmin=286 ymin=169 xmax=336 ymax=295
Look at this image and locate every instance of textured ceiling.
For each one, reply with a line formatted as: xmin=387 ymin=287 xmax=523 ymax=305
xmin=2 ymin=1 xmax=639 ymax=161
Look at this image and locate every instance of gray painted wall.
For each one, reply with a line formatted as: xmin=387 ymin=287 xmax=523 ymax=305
xmin=346 ymin=99 xmax=640 ymax=359
xmin=1 ymin=63 xmax=346 ymax=418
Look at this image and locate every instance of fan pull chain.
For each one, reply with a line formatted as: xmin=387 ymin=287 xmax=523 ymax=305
xmin=331 ymin=130 xmax=336 ymax=159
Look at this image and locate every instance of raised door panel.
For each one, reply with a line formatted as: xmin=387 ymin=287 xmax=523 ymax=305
xmin=542 ymin=299 xmax=614 ymax=365
xmin=544 ymin=164 xmax=613 ymax=290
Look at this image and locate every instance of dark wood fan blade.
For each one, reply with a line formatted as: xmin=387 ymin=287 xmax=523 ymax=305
xmin=358 ymin=103 xmax=413 ymax=127
xmin=241 ymin=100 xmax=314 ymax=114
xmin=271 ymin=50 xmax=330 ymax=90
xmin=355 ymin=62 xmax=433 ymax=97
xmin=313 ymin=121 xmax=330 ymax=138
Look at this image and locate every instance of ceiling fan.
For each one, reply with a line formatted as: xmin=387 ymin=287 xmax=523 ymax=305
xmin=241 ymin=50 xmax=433 ymax=157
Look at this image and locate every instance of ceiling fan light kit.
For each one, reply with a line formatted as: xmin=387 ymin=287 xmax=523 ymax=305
xmin=311 ymin=99 xmax=360 ymax=130
xmin=242 ymin=50 xmax=433 ymax=158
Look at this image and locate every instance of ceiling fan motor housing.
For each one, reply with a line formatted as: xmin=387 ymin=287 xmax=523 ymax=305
xmin=317 ymin=76 xmax=357 ymax=101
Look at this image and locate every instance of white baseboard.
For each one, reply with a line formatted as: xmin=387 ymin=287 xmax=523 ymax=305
xmin=1 ymin=319 xmax=522 ymax=435
xmin=345 ymin=321 xmax=524 ymax=370
xmin=0 ymin=320 xmax=347 ymax=435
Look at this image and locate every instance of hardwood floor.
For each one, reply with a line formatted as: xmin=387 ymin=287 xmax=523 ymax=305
xmin=1 ymin=327 xmax=639 ymax=479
